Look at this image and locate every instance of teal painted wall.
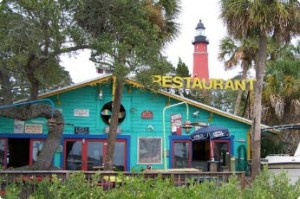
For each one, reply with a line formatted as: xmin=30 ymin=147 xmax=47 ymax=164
xmin=121 ymin=84 xmax=250 ymax=170
xmin=0 ymin=80 xmax=251 ymax=171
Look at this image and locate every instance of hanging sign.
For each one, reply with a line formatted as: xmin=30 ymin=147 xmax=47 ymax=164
xmin=171 ymin=114 xmax=182 ymax=135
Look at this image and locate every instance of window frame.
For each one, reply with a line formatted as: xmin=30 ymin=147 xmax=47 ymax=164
xmin=211 ymin=139 xmax=231 ymax=161
xmin=137 ymin=137 xmax=162 ymax=164
xmin=29 ymin=139 xmax=46 ymax=165
xmin=64 ymin=138 xmax=127 ymax=171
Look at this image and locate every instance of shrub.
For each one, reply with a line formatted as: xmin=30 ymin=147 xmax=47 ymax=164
xmin=2 ymin=169 xmax=300 ymax=198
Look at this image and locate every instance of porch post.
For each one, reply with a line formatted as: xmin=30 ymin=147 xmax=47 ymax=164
xmin=163 ymin=102 xmax=189 ymax=170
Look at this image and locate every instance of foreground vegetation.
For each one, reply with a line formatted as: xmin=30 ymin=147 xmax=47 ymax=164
xmin=1 ymin=170 xmax=299 ymax=199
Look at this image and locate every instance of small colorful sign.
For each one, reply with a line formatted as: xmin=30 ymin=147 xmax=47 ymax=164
xmin=171 ymin=114 xmax=182 ymax=135
xmin=141 ymin=111 xmax=153 ymax=119
xmin=74 ymin=126 xmax=89 ymax=134
xmin=25 ymin=124 xmax=43 ymax=134
xmin=74 ymin=109 xmax=90 ymax=117
xmin=14 ymin=120 xmax=24 ymax=133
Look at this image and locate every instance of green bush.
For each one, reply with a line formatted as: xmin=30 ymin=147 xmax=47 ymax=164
xmin=2 ymin=170 xmax=300 ymax=199
xmin=243 ymin=169 xmax=300 ymax=199
xmin=30 ymin=172 xmax=105 ymax=199
xmin=3 ymin=182 xmax=20 ymax=199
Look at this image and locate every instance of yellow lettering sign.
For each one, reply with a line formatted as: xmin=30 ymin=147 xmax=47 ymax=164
xmin=152 ymin=75 xmax=256 ymax=91
xmin=224 ymin=80 xmax=235 ymax=90
xmin=192 ymin=78 xmax=203 ymax=89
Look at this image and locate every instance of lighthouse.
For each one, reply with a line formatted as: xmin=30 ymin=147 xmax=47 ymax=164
xmin=192 ymin=20 xmax=209 ymax=80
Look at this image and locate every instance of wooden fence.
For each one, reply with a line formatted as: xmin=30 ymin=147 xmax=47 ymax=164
xmin=0 ymin=170 xmax=246 ymax=196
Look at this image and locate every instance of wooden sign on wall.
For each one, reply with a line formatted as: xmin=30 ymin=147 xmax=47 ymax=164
xmin=74 ymin=109 xmax=90 ymax=117
xmin=74 ymin=126 xmax=89 ymax=134
xmin=141 ymin=111 xmax=153 ymax=119
xmin=25 ymin=124 xmax=43 ymax=134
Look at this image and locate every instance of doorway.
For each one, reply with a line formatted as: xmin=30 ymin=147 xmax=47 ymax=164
xmin=191 ymin=140 xmax=230 ymax=171
xmin=7 ymin=138 xmax=30 ymax=168
xmin=191 ymin=141 xmax=210 ymax=171
xmin=212 ymin=140 xmax=230 ymax=168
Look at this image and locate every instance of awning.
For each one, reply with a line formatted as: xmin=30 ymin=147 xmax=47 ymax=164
xmin=190 ymin=126 xmax=230 ymax=141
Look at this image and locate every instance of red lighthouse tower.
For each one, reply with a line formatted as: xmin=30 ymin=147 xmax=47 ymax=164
xmin=192 ymin=20 xmax=209 ymax=80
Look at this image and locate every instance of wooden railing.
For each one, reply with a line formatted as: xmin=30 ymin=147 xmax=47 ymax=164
xmin=0 ymin=170 xmax=246 ymax=195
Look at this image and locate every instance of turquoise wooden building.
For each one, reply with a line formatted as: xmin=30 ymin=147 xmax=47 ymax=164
xmin=0 ymin=75 xmax=259 ymax=172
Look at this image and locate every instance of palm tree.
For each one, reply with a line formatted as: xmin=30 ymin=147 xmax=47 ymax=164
xmin=262 ymin=44 xmax=300 ymax=124
xmin=218 ymin=37 xmax=257 ymax=115
xmin=262 ymin=53 xmax=300 ymax=155
xmin=220 ymin=0 xmax=300 ymax=179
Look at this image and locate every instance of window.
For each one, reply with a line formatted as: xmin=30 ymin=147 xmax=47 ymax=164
xmin=113 ymin=142 xmax=125 ymax=171
xmin=66 ymin=141 xmax=83 ymax=170
xmin=0 ymin=138 xmax=47 ymax=168
xmin=138 ymin=138 xmax=162 ymax=164
xmin=64 ymin=139 xmax=127 ymax=171
xmin=87 ymin=141 xmax=103 ymax=170
xmin=31 ymin=140 xmax=44 ymax=165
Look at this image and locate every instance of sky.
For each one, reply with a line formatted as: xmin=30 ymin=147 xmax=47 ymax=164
xmin=61 ymin=1 xmax=242 ymax=83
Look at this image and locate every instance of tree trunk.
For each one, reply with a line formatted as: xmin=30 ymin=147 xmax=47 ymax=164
xmin=0 ymin=67 xmax=14 ymax=104
xmin=0 ymin=103 xmax=64 ymax=170
xmin=32 ymin=112 xmax=64 ymax=169
xmin=104 ymin=76 xmax=123 ymax=170
xmin=251 ymin=34 xmax=267 ymax=179
xmin=234 ymin=63 xmax=248 ymax=115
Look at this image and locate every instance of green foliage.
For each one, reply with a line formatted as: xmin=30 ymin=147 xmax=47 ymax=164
xmin=75 ymin=0 xmax=180 ymax=170
xmin=215 ymin=176 xmax=243 ymax=199
xmin=175 ymin=58 xmax=190 ymax=77
xmin=29 ymin=173 xmax=105 ymax=199
xmin=0 ymin=0 xmax=84 ymax=102
xmin=243 ymin=169 xmax=300 ymax=199
xmin=218 ymin=36 xmax=257 ymax=70
xmin=1 ymin=170 xmax=299 ymax=199
xmin=220 ymin=0 xmax=300 ymax=179
xmin=264 ymin=58 xmax=300 ymax=100
xmin=220 ymin=0 xmax=300 ymax=40
xmin=262 ymin=45 xmax=300 ymax=124
xmin=76 ymin=0 xmax=179 ymax=79
xmin=199 ymin=90 xmax=237 ymax=113
xmin=2 ymin=182 xmax=20 ymax=199
xmin=261 ymin=137 xmax=285 ymax=158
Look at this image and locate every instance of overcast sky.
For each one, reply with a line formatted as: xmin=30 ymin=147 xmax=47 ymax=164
xmin=61 ymin=1 xmax=242 ymax=83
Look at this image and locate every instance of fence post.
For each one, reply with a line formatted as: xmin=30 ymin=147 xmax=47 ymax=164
xmin=240 ymin=172 xmax=246 ymax=189
xmin=230 ymin=157 xmax=236 ymax=173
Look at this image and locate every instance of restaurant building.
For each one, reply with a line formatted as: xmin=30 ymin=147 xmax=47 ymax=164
xmin=0 ymin=75 xmax=264 ymax=172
